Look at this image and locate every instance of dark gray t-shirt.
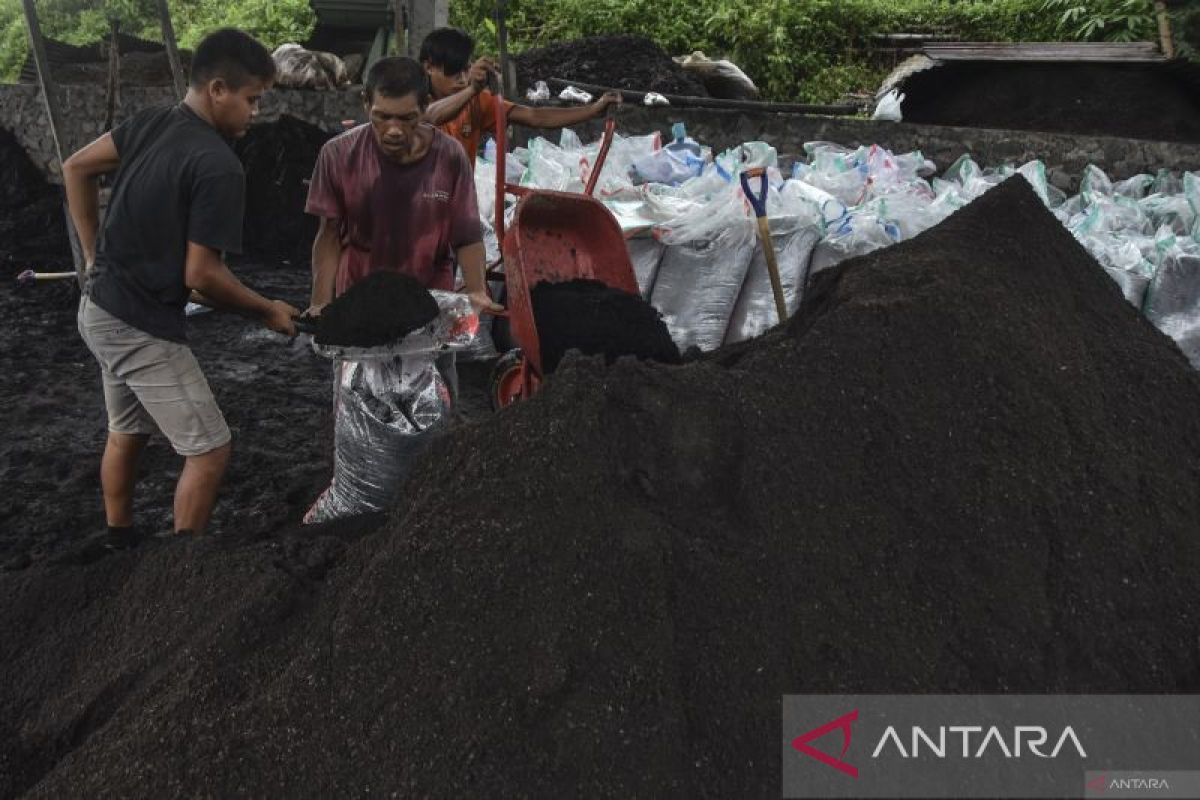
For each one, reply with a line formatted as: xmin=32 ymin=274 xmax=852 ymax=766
xmin=88 ymin=103 xmax=244 ymax=342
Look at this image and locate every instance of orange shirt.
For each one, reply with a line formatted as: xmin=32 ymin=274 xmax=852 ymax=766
xmin=438 ymin=90 xmax=514 ymax=165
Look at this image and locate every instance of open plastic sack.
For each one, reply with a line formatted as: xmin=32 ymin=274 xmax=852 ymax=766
xmin=304 ymin=293 xmax=477 ymax=523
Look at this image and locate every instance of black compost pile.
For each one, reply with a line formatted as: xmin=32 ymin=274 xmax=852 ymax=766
xmin=532 ymin=278 xmax=681 ymax=371
xmin=233 ymin=115 xmax=334 ymax=265
xmin=515 ymin=35 xmax=708 ymax=97
xmin=0 ymin=128 xmax=71 ymax=275
xmin=313 ymin=271 xmax=438 ymax=346
xmin=4 ymin=178 xmax=1200 ymax=797
xmin=899 ymin=61 xmax=1200 ymax=142
xmin=51 ymin=50 xmax=192 ymax=86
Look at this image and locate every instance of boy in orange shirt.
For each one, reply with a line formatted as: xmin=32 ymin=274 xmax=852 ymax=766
xmin=421 ymin=27 xmax=621 ymax=164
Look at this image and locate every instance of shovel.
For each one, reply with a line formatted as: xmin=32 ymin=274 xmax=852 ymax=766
xmin=739 ymin=166 xmax=788 ymax=324
xmin=17 ymin=269 xmax=77 ymax=284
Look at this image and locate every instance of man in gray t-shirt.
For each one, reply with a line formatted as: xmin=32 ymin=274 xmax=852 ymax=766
xmin=64 ymin=28 xmax=299 ymax=545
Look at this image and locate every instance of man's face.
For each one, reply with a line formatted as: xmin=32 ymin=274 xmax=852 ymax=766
xmin=365 ymin=92 xmax=424 ymax=158
xmin=210 ymin=76 xmax=270 ymax=138
xmin=424 ymin=63 xmax=467 ymax=100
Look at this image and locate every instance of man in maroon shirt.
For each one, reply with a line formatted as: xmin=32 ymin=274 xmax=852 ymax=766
xmin=305 ymin=56 xmax=500 ymax=316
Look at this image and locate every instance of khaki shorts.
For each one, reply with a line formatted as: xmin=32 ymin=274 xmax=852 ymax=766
xmin=78 ymin=295 xmax=231 ymax=456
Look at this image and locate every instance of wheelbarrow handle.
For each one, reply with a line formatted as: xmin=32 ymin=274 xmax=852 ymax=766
xmin=739 ymin=166 xmax=769 ymax=219
xmin=584 ymin=105 xmax=618 ymax=198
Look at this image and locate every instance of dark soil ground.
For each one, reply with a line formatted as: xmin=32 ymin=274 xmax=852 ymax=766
xmin=900 ymin=61 xmax=1200 ymax=142
xmin=515 ymin=35 xmax=709 ymax=97
xmin=0 ymin=129 xmax=70 ymax=275
xmin=3 ymin=178 xmax=1200 ymax=797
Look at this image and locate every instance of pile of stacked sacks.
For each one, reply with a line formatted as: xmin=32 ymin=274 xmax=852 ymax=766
xmin=469 ymin=127 xmax=1200 ymax=365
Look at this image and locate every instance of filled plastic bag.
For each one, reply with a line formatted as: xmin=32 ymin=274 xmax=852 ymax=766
xmin=627 ymin=234 xmax=665 ymax=299
xmin=304 ymin=353 xmax=452 ymax=523
xmin=724 ymin=218 xmax=823 ymax=343
xmin=652 ymin=183 xmax=757 ymax=351
xmin=305 ymin=293 xmax=477 ymax=523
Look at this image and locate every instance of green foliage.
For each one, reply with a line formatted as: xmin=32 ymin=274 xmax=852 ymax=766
xmin=450 ymin=0 xmax=1065 ymax=102
xmin=1039 ymin=0 xmax=1157 ymax=42
xmin=0 ymin=0 xmax=314 ymax=82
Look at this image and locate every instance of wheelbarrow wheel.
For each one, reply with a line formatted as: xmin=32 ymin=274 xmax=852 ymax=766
xmin=489 ymin=349 xmax=525 ymax=410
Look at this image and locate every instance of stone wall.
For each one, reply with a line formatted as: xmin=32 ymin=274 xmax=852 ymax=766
xmin=3 ymin=82 xmax=1198 ymax=188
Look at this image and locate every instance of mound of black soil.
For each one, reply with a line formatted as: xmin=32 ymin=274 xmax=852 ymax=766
xmin=314 ymin=271 xmax=439 ymax=346
xmin=51 ymin=50 xmax=193 ymax=86
xmin=515 ymin=35 xmax=708 ymax=97
xmin=0 ymin=128 xmax=71 ymax=274
xmin=532 ymin=278 xmax=681 ymax=371
xmin=5 ymin=178 xmax=1200 ymax=797
xmin=233 ymin=116 xmax=333 ymax=265
xmin=899 ymin=61 xmax=1200 ymax=142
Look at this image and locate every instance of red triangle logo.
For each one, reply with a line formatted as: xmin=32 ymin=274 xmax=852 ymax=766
xmin=791 ymin=709 xmax=860 ymax=778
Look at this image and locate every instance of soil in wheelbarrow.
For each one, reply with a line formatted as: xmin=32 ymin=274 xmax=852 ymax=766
xmin=514 ymin=35 xmax=709 ymax=97
xmin=6 ymin=177 xmax=1200 ymax=798
xmin=532 ymin=278 xmax=681 ymax=371
xmin=898 ymin=61 xmax=1200 ymax=143
xmin=313 ymin=271 xmax=439 ymax=347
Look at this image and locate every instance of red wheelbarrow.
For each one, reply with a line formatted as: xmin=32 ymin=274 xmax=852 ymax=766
xmin=487 ymin=98 xmax=639 ymax=410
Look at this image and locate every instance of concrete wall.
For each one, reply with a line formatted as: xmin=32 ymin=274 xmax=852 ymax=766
xmin=3 ymin=83 xmax=1198 ymax=188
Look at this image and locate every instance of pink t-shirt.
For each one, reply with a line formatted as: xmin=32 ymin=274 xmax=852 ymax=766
xmin=305 ymin=124 xmax=482 ymax=295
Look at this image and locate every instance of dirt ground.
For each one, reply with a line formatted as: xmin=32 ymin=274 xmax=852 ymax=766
xmin=3 ymin=179 xmax=1200 ymax=799
xmin=0 ymin=264 xmax=495 ymax=565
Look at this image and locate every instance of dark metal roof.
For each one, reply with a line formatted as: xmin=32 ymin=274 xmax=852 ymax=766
xmin=921 ymin=41 xmax=1167 ymax=63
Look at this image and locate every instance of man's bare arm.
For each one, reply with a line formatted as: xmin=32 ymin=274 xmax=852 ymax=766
xmin=508 ymin=92 xmax=621 ymax=130
xmin=308 ymin=217 xmax=342 ymax=314
xmin=62 ymin=133 xmax=121 ymax=268
xmin=185 ymin=241 xmax=298 ymax=334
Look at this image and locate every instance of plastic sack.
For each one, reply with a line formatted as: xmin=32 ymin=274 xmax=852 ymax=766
xmin=674 ymin=51 xmax=758 ymax=100
xmin=724 ymin=219 xmax=823 ymax=343
xmin=1145 ymin=235 xmax=1200 ymax=324
xmin=304 ymin=353 xmax=452 ymax=523
xmin=644 ymin=92 xmax=670 ymax=106
xmin=526 ymin=80 xmax=550 ymax=101
xmin=873 ymin=90 xmax=904 ymax=122
xmin=652 ymin=184 xmax=757 ymax=351
xmin=632 ymin=147 xmax=704 ymax=186
xmin=627 ymin=234 xmax=665 ymax=299
xmin=272 ymin=43 xmax=349 ymax=89
xmin=809 ymin=211 xmax=901 ymax=274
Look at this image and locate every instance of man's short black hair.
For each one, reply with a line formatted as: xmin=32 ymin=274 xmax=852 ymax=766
xmin=364 ymin=56 xmax=429 ymax=105
xmin=419 ymin=27 xmax=474 ymax=74
xmin=190 ymin=28 xmax=276 ymax=89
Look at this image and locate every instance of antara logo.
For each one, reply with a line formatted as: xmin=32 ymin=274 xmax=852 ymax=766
xmin=791 ymin=710 xmax=1088 ymax=778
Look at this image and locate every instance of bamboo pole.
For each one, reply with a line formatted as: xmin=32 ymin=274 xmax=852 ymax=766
xmin=155 ymin=0 xmax=186 ymax=98
xmin=1155 ymin=1 xmax=1175 ymax=59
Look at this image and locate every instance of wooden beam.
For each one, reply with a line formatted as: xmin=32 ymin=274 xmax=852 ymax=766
xmin=20 ymin=0 xmax=67 ymax=168
xmin=1155 ymin=1 xmax=1176 ymax=59
xmin=104 ymin=19 xmax=120 ymax=132
xmin=155 ymin=0 xmax=186 ymax=99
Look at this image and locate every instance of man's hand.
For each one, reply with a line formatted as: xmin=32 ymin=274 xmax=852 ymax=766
xmin=593 ymin=91 xmax=623 ymax=113
xmin=468 ymin=57 xmax=497 ymax=93
xmin=264 ymin=299 xmax=301 ymax=336
xmin=466 ymin=289 xmax=504 ymax=315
